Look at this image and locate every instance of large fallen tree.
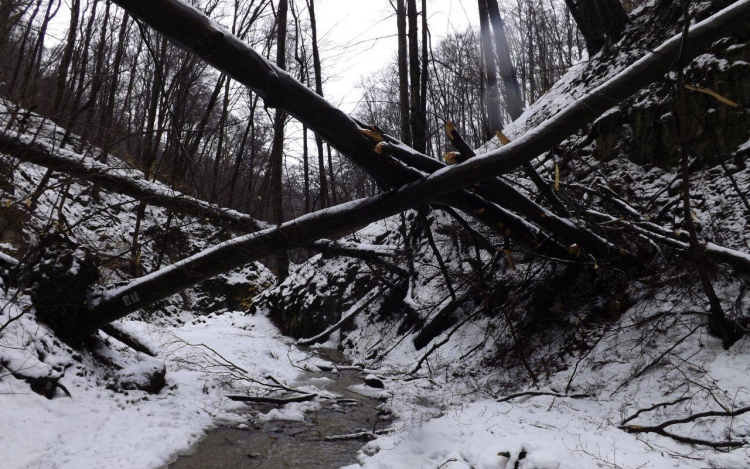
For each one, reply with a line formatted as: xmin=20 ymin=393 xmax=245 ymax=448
xmin=63 ymin=0 xmax=750 ymax=336
xmin=105 ymin=0 xmax=628 ymax=258
xmin=0 ymin=130 xmax=410 ymax=270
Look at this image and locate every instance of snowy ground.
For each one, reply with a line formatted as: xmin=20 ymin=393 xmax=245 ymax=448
xmin=339 ymin=293 xmax=750 ymax=469
xmin=0 ymin=302 xmax=317 ymax=469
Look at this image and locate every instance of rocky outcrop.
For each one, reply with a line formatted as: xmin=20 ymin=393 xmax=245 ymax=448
xmin=594 ymin=23 xmax=750 ymax=167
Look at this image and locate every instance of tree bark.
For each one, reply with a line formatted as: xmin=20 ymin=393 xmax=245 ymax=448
xmin=307 ymin=0 xmax=330 ymax=208
xmin=485 ymin=0 xmax=524 ymax=121
xmin=269 ymin=0 xmax=289 ymax=280
xmin=674 ymin=1 xmax=742 ymax=349
xmin=210 ymin=77 xmax=231 ymax=203
xmin=52 ymin=0 xmax=81 ymax=115
xmin=101 ymin=12 xmax=131 ymax=143
xmin=407 ymin=0 xmax=425 ymax=152
xmin=564 ymin=0 xmax=629 ymax=55
xmin=478 ymin=0 xmax=503 ymax=134
xmin=396 ymin=0 xmax=411 ymax=146
xmin=84 ymin=0 xmax=750 ymax=334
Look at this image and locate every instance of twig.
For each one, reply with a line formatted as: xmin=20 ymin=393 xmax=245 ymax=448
xmin=297 ymin=288 xmax=385 ymax=346
xmin=620 ymin=406 xmax=750 ymax=448
xmin=611 ymin=323 xmax=701 ymax=396
xmin=621 ymin=396 xmax=691 ymax=424
xmin=226 ymin=392 xmax=317 ymax=404
xmin=323 ymin=427 xmax=393 ymax=441
xmin=497 ymin=390 xmax=592 ymax=403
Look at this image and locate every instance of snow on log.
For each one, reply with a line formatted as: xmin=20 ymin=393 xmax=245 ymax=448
xmin=0 ymin=130 xmax=265 ymax=232
xmin=226 ymin=393 xmax=317 ymax=404
xmin=108 ymin=0 xmax=750 ymax=185
xmin=107 ymin=0 xmax=748 ymax=259
xmin=0 ymin=251 xmax=19 ymax=269
xmin=100 ymin=0 xmax=568 ymax=256
xmin=375 ymin=123 xmax=614 ymax=257
xmin=0 ymin=131 xmax=400 ymax=264
xmin=100 ymin=323 xmax=159 ymax=357
xmin=323 ymin=428 xmax=393 ymax=441
xmin=705 ymin=243 xmax=750 ymax=273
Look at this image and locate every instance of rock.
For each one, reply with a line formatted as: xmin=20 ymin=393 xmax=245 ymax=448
xmin=364 ymin=374 xmax=385 ymax=389
xmin=117 ymin=360 xmax=166 ymax=394
xmin=193 ymin=264 xmax=273 ymax=314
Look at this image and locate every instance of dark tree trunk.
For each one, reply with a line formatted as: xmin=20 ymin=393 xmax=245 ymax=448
xmin=228 ymin=109 xmax=254 ymax=208
xmin=420 ymin=0 xmax=428 ymax=152
xmin=303 ymin=125 xmax=310 ymax=213
xmin=307 ymin=0 xmax=329 ymax=208
xmin=101 ymin=12 xmax=130 ymax=142
xmin=53 ymin=0 xmax=81 ymax=115
xmin=8 ymin=0 xmax=42 ymax=95
xmin=407 ymin=0 xmax=425 ymax=153
xmin=140 ymin=38 xmax=166 ymax=173
xmin=486 ymin=0 xmax=524 ymax=121
xmin=82 ymin=0 xmax=112 ymax=139
xmin=186 ymin=74 xmax=226 ymax=168
xmin=564 ymin=0 xmax=629 ymax=55
xmin=210 ymin=77 xmax=231 ymax=203
xmin=270 ymin=0 xmax=289 ymax=280
xmin=478 ymin=0 xmax=503 ymax=134
xmin=396 ymin=0 xmax=411 ymax=146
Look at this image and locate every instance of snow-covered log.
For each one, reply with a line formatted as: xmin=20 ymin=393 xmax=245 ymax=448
xmin=0 ymin=251 xmax=19 ymax=269
xmin=0 ymin=131 xmax=265 ymax=232
xmin=225 ymin=392 xmax=317 ymax=404
xmin=100 ymin=323 xmax=158 ymax=357
xmin=72 ymin=0 xmax=750 ymax=334
xmin=375 ymin=128 xmax=614 ymax=257
xmin=0 ymin=131 xmax=403 ymax=265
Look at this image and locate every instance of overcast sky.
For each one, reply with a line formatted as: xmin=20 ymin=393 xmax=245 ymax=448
xmin=308 ymin=0 xmax=479 ymax=113
xmin=47 ymin=0 xmax=479 ymax=114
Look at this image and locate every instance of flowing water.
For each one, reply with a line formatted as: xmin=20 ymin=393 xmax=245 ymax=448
xmin=166 ymin=349 xmax=390 ymax=469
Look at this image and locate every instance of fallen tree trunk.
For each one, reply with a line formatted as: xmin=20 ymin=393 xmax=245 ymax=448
xmin=0 ymin=251 xmax=19 ymax=285
xmin=431 ymin=123 xmax=612 ymax=256
xmin=0 ymin=131 xmax=408 ymax=267
xmin=68 ymin=0 xmax=750 ymax=334
xmin=226 ymin=392 xmax=317 ymax=404
xmin=0 ymin=131 xmax=265 ymax=232
xmin=324 ymin=428 xmax=393 ymax=441
xmin=100 ymin=323 xmax=158 ymax=357
xmin=96 ymin=0 xmax=577 ymax=257
xmin=620 ymin=406 xmax=750 ymax=448
xmin=0 ymin=251 xmax=19 ymax=270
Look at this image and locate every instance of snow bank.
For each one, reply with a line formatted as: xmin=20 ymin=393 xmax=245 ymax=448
xmin=0 ymin=303 xmax=311 ymax=469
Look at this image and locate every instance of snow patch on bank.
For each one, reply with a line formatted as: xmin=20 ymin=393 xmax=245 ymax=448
xmin=0 ymin=305 xmax=308 ymax=469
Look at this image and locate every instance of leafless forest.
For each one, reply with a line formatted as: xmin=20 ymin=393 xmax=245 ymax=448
xmin=1 ymin=0 xmax=750 ymax=467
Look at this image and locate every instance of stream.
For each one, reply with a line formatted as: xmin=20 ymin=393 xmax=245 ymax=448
xmin=165 ymin=348 xmax=391 ymax=469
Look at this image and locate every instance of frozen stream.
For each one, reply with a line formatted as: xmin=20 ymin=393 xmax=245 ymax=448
xmin=165 ymin=348 xmax=391 ymax=469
